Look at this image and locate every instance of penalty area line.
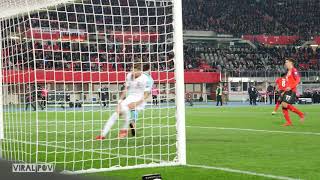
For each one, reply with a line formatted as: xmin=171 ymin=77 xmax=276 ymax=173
xmin=186 ymin=164 xmax=301 ymax=180
xmin=186 ymin=126 xmax=320 ymax=136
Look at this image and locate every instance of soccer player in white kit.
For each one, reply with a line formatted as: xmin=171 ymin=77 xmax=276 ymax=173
xmin=129 ymin=63 xmax=154 ymax=136
xmin=96 ymin=63 xmax=149 ymax=140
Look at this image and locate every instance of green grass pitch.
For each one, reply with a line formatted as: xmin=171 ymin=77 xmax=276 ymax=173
xmin=2 ymin=104 xmax=320 ymax=179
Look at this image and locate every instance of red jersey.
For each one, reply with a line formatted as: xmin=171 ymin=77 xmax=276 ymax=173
xmin=275 ymin=77 xmax=287 ymax=91
xmin=151 ymin=88 xmax=159 ymax=96
xmin=41 ymin=89 xmax=48 ymax=97
xmin=286 ymin=68 xmax=300 ymax=92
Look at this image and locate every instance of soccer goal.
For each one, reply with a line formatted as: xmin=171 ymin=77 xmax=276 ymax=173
xmin=0 ymin=0 xmax=185 ymax=173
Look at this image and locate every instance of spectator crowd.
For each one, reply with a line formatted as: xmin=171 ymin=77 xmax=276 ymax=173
xmin=184 ymin=43 xmax=320 ymax=73
xmin=302 ymin=88 xmax=320 ymax=103
xmin=183 ymin=0 xmax=320 ymax=38
xmin=1 ymin=0 xmax=320 ymax=74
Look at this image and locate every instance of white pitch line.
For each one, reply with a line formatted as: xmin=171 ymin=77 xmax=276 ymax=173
xmin=186 ymin=126 xmax=320 ymax=136
xmin=186 ymin=164 xmax=301 ymax=180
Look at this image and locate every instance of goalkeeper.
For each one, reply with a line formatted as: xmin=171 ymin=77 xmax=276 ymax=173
xmin=96 ymin=63 xmax=150 ymax=140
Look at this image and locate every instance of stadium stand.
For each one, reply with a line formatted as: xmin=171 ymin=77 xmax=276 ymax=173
xmin=183 ymin=0 xmax=320 ymax=38
xmin=3 ymin=0 xmax=320 ymax=73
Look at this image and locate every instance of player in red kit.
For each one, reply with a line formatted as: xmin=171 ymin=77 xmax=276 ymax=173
xmin=272 ymin=73 xmax=287 ymax=115
xmin=280 ymin=58 xmax=305 ymax=126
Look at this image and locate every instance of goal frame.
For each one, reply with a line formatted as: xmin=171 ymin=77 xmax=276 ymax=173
xmin=0 ymin=0 xmax=186 ymax=173
xmin=0 ymin=24 xmax=3 ymax=159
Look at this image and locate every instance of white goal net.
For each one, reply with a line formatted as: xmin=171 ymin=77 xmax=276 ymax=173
xmin=0 ymin=0 xmax=185 ymax=173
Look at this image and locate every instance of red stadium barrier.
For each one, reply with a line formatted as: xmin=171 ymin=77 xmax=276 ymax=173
xmin=26 ymin=28 xmax=87 ymax=41
xmin=24 ymin=28 xmax=158 ymax=42
xmin=2 ymin=70 xmax=221 ymax=83
xmin=242 ymin=35 xmax=300 ymax=45
xmin=112 ymin=31 xmax=158 ymax=42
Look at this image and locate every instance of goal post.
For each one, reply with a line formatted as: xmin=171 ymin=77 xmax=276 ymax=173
xmin=0 ymin=26 xmax=3 ymax=159
xmin=172 ymin=0 xmax=186 ymax=165
xmin=0 ymin=0 xmax=186 ymax=173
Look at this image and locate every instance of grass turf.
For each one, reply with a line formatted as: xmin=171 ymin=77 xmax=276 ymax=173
xmin=2 ymin=104 xmax=320 ymax=179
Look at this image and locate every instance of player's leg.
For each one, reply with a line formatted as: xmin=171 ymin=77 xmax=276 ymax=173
xmin=269 ymin=96 xmax=271 ymax=104
xmin=118 ymin=101 xmax=131 ymax=138
xmin=152 ymin=95 xmax=156 ymax=105
xmin=255 ymin=95 xmax=258 ymax=105
xmin=96 ymin=112 xmax=119 ymax=140
xmin=272 ymin=100 xmax=280 ymax=115
xmin=42 ymin=96 xmax=46 ymax=109
xmin=154 ymin=95 xmax=158 ymax=105
xmin=46 ymin=96 xmax=48 ymax=108
xmin=103 ymin=97 xmax=106 ymax=107
xmin=217 ymin=96 xmax=221 ymax=106
xmin=281 ymin=105 xmax=292 ymax=126
xmin=39 ymin=97 xmax=44 ymax=110
xmin=25 ymin=102 xmax=29 ymax=110
xmin=287 ymin=104 xmax=305 ymax=122
xmin=224 ymin=95 xmax=228 ymax=105
xmin=253 ymin=96 xmax=256 ymax=105
xmin=285 ymin=91 xmax=305 ymax=122
xmin=32 ymin=102 xmax=37 ymax=111
xmin=216 ymin=97 xmax=219 ymax=106
xmin=269 ymin=95 xmax=273 ymax=105
xmin=129 ymin=110 xmax=138 ymax=136
xmin=96 ymin=101 xmax=126 ymax=140
xmin=272 ymin=94 xmax=282 ymax=115
xmin=281 ymin=92 xmax=293 ymax=126
xmin=129 ymin=100 xmax=147 ymax=137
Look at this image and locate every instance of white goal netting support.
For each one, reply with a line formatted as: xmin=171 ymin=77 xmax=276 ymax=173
xmin=0 ymin=0 xmax=186 ymax=173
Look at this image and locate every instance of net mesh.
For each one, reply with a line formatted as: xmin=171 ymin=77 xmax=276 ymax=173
xmin=0 ymin=0 xmax=180 ymax=172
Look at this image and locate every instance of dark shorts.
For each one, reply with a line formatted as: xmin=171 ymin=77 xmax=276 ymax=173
xmin=276 ymin=90 xmax=284 ymax=102
xmin=280 ymin=90 xmax=296 ymax=104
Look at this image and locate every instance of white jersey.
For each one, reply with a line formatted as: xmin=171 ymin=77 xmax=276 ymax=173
xmin=144 ymin=72 xmax=154 ymax=92
xmin=125 ymin=72 xmax=148 ymax=99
